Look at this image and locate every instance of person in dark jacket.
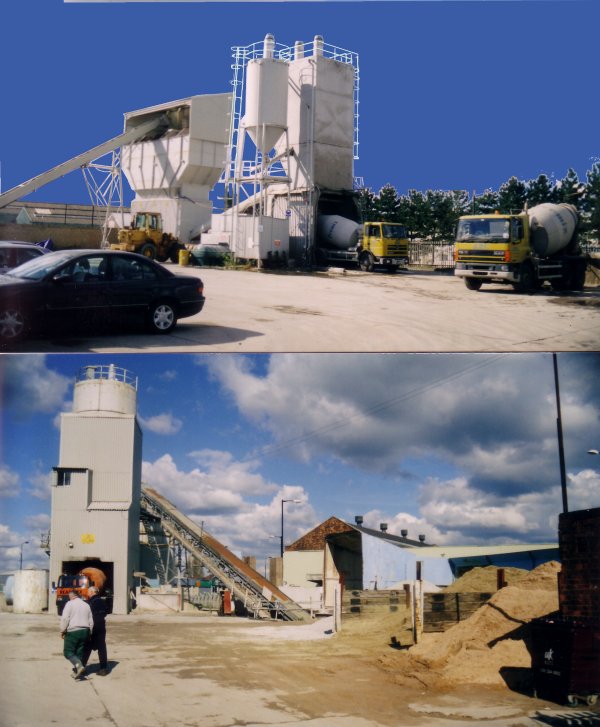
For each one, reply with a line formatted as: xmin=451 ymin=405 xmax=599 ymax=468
xmin=82 ymin=587 xmax=109 ymax=675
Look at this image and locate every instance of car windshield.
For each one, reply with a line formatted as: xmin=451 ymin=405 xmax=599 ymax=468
xmin=456 ymin=218 xmax=510 ymax=242
xmin=5 ymin=251 xmax=82 ymax=280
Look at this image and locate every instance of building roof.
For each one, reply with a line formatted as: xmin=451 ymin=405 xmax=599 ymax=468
xmin=349 ymin=523 xmax=431 ymax=547
xmin=398 ymin=543 xmax=558 ymax=559
xmin=286 ymin=516 xmax=353 ymax=552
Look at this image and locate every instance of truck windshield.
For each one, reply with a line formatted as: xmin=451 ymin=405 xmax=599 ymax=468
xmin=382 ymin=224 xmax=407 ymax=238
xmin=57 ymin=575 xmax=78 ymax=588
xmin=456 ymin=218 xmax=510 ymax=242
xmin=135 ymin=214 xmax=147 ymax=228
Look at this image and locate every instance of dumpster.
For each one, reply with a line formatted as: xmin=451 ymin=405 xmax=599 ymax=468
xmin=530 ymin=614 xmax=600 ymax=706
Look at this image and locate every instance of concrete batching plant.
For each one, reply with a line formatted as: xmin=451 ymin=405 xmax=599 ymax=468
xmin=0 ymin=34 xmax=362 ymax=269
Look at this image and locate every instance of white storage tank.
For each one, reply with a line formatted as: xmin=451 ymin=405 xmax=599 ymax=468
xmin=73 ymin=364 xmax=137 ymax=416
xmin=13 ymin=569 xmax=49 ymax=613
xmin=528 ymin=203 xmax=578 ymax=256
xmin=242 ymin=35 xmax=289 ymax=154
xmin=317 ymin=215 xmax=360 ymax=250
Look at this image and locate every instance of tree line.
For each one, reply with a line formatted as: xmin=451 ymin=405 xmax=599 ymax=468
xmin=357 ymin=162 xmax=600 ymax=243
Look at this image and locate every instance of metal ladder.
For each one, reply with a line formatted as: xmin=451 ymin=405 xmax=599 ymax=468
xmin=140 ymin=488 xmax=311 ymax=622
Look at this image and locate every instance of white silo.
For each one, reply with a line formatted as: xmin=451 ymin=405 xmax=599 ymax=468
xmin=49 ymin=364 xmax=142 ymax=615
xmin=241 ymin=34 xmax=289 ymax=155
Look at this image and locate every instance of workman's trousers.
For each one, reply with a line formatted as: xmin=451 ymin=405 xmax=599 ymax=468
xmin=82 ymin=629 xmax=108 ymax=669
xmin=63 ymin=628 xmax=90 ymax=669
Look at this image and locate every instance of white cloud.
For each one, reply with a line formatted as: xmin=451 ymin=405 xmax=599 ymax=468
xmin=27 ymin=468 xmax=52 ymax=500
xmin=142 ymin=450 xmax=315 ymax=557
xmin=3 ymin=355 xmax=71 ymax=416
xmin=203 ymin=353 xmax=600 ymax=503
xmin=0 ymin=466 xmax=19 ymax=498
xmin=139 ymin=413 xmax=183 ymax=435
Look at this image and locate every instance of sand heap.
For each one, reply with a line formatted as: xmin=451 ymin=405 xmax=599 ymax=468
xmin=443 ymin=565 xmax=529 ymax=593
xmin=386 ymin=561 xmax=561 ymax=689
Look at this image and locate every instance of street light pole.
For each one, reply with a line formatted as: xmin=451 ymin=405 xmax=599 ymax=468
xmin=280 ymin=499 xmax=301 ymax=559
xmin=19 ymin=541 xmax=29 ymax=571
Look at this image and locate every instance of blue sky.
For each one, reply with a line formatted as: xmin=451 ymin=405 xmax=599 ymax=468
xmin=2 ymin=352 xmax=599 ymax=573
xmin=1 ymin=1 xmax=598 ymax=206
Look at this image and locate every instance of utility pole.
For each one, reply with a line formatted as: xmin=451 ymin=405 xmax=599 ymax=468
xmin=553 ymin=353 xmax=569 ymax=513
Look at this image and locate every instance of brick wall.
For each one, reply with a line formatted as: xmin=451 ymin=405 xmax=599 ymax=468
xmin=558 ymin=507 xmax=600 ymax=619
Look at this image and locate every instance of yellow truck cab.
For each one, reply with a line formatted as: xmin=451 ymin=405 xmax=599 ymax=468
xmin=357 ymin=222 xmax=409 ymax=272
xmin=454 ymin=204 xmax=585 ymax=292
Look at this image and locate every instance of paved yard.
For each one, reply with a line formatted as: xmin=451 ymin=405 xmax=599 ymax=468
xmin=6 ymin=267 xmax=600 ymax=353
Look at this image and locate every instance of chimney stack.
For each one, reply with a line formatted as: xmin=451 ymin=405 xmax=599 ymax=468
xmin=418 ymin=534 xmax=426 ymax=543
xmin=380 ymin=523 xmax=388 ymax=532
xmin=401 ymin=529 xmax=408 ymax=537
xmin=355 ymin=515 xmax=363 ymax=525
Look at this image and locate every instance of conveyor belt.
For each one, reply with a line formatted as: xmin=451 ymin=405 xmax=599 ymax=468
xmin=0 ymin=115 xmax=168 ymax=209
xmin=141 ymin=487 xmax=312 ymax=622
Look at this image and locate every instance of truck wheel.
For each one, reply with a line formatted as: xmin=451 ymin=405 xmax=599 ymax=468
xmin=148 ymin=300 xmax=178 ymax=334
xmin=465 ymin=278 xmax=483 ymax=291
xmin=569 ymin=259 xmax=587 ymax=292
xmin=514 ymin=263 xmax=537 ymax=293
xmin=139 ymin=243 xmax=156 ymax=260
xmin=359 ymin=251 xmax=375 ymax=272
xmin=170 ymin=244 xmax=183 ymax=264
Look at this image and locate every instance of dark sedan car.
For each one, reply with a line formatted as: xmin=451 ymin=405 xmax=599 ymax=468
xmin=0 ymin=249 xmax=205 ymax=342
xmin=0 ymin=240 xmax=49 ymax=274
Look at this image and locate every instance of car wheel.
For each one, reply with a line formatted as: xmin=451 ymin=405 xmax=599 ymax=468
xmin=0 ymin=307 xmax=28 ymax=341
xmin=148 ymin=301 xmax=177 ymax=334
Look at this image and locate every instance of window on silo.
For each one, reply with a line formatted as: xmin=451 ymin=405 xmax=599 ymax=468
xmin=57 ymin=470 xmax=72 ymax=487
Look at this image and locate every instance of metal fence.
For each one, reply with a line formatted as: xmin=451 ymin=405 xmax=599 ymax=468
xmin=408 ymin=240 xmax=455 ymax=269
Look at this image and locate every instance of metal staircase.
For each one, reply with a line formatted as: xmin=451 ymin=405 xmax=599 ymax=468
xmin=140 ymin=487 xmax=312 ymax=622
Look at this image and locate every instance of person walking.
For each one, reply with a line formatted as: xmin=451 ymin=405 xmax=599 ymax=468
xmin=60 ymin=591 xmax=93 ymax=679
xmin=82 ymin=586 xmax=109 ymax=676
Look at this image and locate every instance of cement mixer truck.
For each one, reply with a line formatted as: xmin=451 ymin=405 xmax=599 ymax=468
xmin=316 ymin=215 xmax=409 ymax=272
xmin=55 ymin=566 xmax=112 ymax=615
xmin=454 ymin=203 xmax=587 ymax=292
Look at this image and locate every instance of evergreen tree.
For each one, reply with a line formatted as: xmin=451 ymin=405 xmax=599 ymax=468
xmin=473 ymin=189 xmax=500 ymax=214
xmin=526 ymin=173 xmax=556 ymax=206
xmin=397 ymin=196 xmax=414 ymax=237
xmin=498 ymin=176 xmax=527 ymax=213
xmin=375 ymin=184 xmax=401 ymax=221
xmin=556 ymin=168 xmax=584 ymax=208
xmin=405 ymin=189 xmax=431 ymax=239
xmin=356 ymin=187 xmax=377 ymax=222
xmin=581 ymin=162 xmax=600 ymax=242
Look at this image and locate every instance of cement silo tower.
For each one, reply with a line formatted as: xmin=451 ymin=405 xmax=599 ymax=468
xmin=49 ymin=365 xmax=142 ymax=615
xmin=121 ymin=93 xmax=232 ymax=244
xmin=215 ymin=34 xmax=359 ymax=266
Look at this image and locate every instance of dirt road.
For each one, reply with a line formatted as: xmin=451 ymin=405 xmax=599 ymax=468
xmin=1 ymin=611 xmax=595 ymax=727
xmin=7 ymin=267 xmax=600 ymax=353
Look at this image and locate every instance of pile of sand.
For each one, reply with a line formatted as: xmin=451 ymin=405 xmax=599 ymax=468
xmin=443 ymin=566 xmax=527 ymax=593
xmin=383 ymin=562 xmax=561 ymax=689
